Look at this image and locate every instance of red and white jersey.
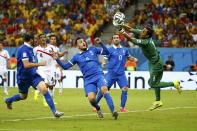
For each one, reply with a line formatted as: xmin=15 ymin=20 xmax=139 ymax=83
xmin=34 ymin=44 xmax=58 ymax=71
xmin=0 ymin=49 xmax=10 ymax=70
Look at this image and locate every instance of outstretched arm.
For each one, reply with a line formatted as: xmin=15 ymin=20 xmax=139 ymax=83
xmin=94 ymin=37 xmax=109 ymax=55
xmin=58 ymin=50 xmax=68 ymax=57
xmin=99 ymin=42 xmax=109 ymax=55
xmin=122 ymin=24 xmax=142 ymax=35
xmin=56 ymin=59 xmax=73 ymax=70
xmin=53 ymin=52 xmax=75 ymax=70
xmin=119 ymin=29 xmax=149 ymax=46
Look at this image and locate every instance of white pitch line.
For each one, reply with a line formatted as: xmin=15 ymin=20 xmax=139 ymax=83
xmin=1 ymin=106 xmax=197 ymax=122
xmin=0 ymin=129 xmax=16 ymax=131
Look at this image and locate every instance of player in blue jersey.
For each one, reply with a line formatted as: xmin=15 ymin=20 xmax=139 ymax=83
xmin=95 ymin=34 xmax=137 ymax=112
xmin=5 ymin=33 xmax=64 ymax=118
xmin=53 ymin=37 xmax=118 ymax=120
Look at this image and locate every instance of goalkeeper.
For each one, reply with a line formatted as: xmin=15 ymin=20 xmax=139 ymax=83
xmin=113 ymin=13 xmax=182 ymax=110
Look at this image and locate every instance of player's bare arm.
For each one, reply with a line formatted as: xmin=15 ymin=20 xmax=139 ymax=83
xmin=52 ymin=52 xmax=59 ymax=60
xmin=122 ymin=24 xmax=133 ymax=32
xmin=118 ymin=29 xmax=134 ymax=42
xmin=58 ymin=50 xmax=68 ymax=57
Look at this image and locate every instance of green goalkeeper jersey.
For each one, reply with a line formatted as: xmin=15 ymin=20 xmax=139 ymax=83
xmin=131 ymin=29 xmax=160 ymax=64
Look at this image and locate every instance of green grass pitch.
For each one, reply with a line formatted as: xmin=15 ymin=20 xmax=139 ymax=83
xmin=0 ymin=88 xmax=197 ymax=131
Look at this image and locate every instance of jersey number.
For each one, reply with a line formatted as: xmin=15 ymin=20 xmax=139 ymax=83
xmin=119 ymin=55 xmax=122 ymax=60
xmin=40 ymin=53 xmax=43 ymax=57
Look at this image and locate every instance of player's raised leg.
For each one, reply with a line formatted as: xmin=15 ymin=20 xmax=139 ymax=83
xmin=100 ymin=86 xmax=118 ymax=120
xmin=148 ymin=71 xmax=174 ymax=111
xmin=5 ymin=93 xmax=27 ymax=109
xmin=5 ymin=80 xmax=33 ymax=109
xmin=85 ymin=83 xmax=103 ymax=118
xmin=87 ymin=92 xmax=103 ymax=118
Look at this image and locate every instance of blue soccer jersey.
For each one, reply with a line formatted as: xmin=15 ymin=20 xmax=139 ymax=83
xmin=17 ymin=42 xmax=38 ymax=80
xmin=56 ymin=45 xmax=109 ymax=95
xmin=17 ymin=42 xmax=44 ymax=93
xmin=106 ymin=45 xmax=130 ymax=75
xmin=57 ymin=46 xmax=108 ymax=79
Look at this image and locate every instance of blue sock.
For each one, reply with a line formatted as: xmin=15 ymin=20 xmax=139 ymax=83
xmin=104 ymin=93 xmax=114 ymax=113
xmin=120 ymin=90 xmax=128 ymax=108
xmin=96 ymin=91 xmax=103 ymax=104
xmin=43 ymin=91 xmax=56 ymax=113
xmin=6 ymin=94 xmax=22 ymax=103
xmin=90 ymin=100 xmax=100 ymax=111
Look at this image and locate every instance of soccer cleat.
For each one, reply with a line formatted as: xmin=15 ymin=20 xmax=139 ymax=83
xmin=34 ymin=91 xmax=39 ymax=100
xmin=54 ymin=111 xmax=64 ymax=118
xmin=5 ymin=99 xmax=12 ymax=109
xmin=120 ymin=107 xmax=127 ymax=112
xmin=92 ymin=107 xmax=97 ymax=112
xmin=173 ymin=81 xmax=182 ymax=94
xmin=149 ymin=101 xmax=163 ymax=111
xmin=97 ymin=110 xmax=104 ymax=118
xmin=112 ymin=111 xmax=118 ymax=120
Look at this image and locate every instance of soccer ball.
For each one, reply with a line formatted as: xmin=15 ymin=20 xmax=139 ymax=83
xmin=113 ymin=12 xmax=125 ymax=27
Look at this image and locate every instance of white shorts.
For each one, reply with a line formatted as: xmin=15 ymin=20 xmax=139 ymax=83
xmin=37 ymin=69 xmax=55 ymax=86
xmin=54 ymin=69 xmax=61 ymax=80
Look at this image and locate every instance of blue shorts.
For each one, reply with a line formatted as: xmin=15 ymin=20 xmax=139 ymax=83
xmin=17 ymin=73 xmax=44 ymax=94
xmin=105 ymin=72 xmax=128 ymax=89
xmin=84 ymin=74 xmax=107 ymax=96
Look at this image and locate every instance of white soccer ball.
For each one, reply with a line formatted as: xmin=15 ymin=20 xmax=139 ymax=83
xmin=113 ymin=12 xmax=125 ymax=27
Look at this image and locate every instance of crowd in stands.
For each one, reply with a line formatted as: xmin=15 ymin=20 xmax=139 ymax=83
xmin=0 ymin=0 xmax=132 ymax=47
xmin=126 ymin=0 xmax=197 ymax=47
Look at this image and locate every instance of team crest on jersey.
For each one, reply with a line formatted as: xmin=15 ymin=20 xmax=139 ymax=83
xmin=86 ymin=57 xmax=90 ymax=61
xmin=89 ymin=51 xmax=94 ymax=55
xmin=123 ymin=49 xmax=125 ymax=55
xmin=23 ymin=52 xmax=27 ymax=58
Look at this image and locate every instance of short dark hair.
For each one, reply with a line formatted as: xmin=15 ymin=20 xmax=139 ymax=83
xmin=75 ymin=37 xmax=82 ymax=45
xmin=144 ymin=24 xmax=154 ymax=38
xmin=49 ymin=34 xmax=57 ymax=38
xmin=24 ymin=33 xmax=34 ymax=42
xmin=38 ymin=33 xmax=45 ymax=38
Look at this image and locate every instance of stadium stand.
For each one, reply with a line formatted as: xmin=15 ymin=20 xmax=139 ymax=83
xmin=126 ymin=0 xmax=197 ymax=47
xmin=0 ymin=0 xmax=132 ymax=47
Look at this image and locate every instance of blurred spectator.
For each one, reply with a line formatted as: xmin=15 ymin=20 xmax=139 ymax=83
xmin=125 ymin=57 xmax=138 ymax=71
xmin=190 ymin=61 xmax=197 ymax=71
xmin=0 ymin=0 xmax=132 ymax=47
xmin=126 ymin=0 xmax=197 ymax=47
xmin=8 ymin=54 xmax=17 ymax=69
xmin=164 ymin=55 xmax=175 ymax=71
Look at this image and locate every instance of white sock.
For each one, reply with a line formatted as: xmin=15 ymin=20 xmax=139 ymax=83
xmin=3 ymin=80 xmax=8 ymax=95
xmin=59 ymin=81 xmax=63 ymax=94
